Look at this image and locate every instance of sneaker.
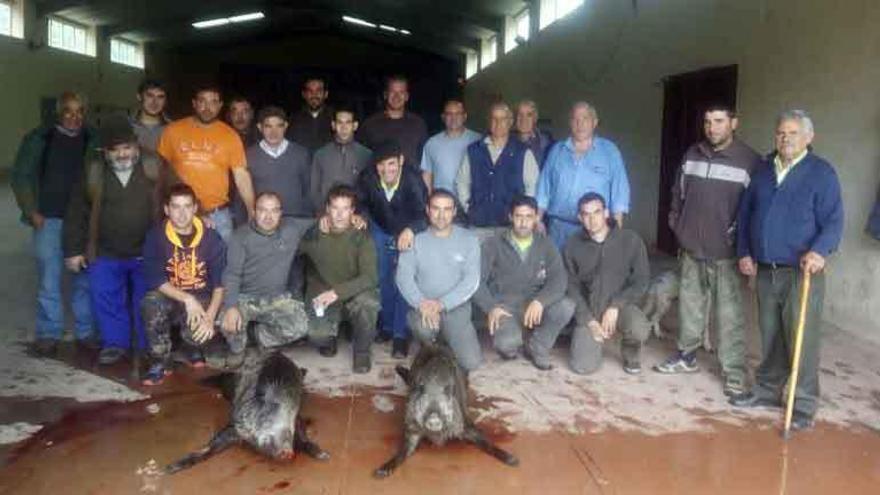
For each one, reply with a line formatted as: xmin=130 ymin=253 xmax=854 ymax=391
xmin=76 ymin=335 xmax=102 ymax=351
xmin=623 ymin=357 xmax=642 ymax=375
xmin=790 ymin=411 xmax=815 ymax=432
xmin=391 ymin=338 xmax=409 ymax=359
xmin=319 ymin=337 xmax=338 ymax=357
xmin=353 ymin=353 xmax=372 ymax=374
xmin=98 ymin=347 xmax=127 ymax=365
xmin=653 ymin=351 xmax=699 ymax=374
xmin=142 ymin=362 xmax=171 ymax=386
xmin=498 ymin=349 xmax=519 ymax=361
xmin=723 ymin=377 xmax=746 ymax=397
xmin=728 ymin=392 xmax=781 ymax=408
xmin=32 ymin=338 xmax=59 ymax=358
xmin=185 ymin=348 xmax=207 ymax=368
xmin=374 ymin=332 xmax=392 ymax=344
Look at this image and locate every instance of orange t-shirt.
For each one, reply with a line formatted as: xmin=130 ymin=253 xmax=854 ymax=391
xmin=157 ymin=117 xmax=247 ymax=211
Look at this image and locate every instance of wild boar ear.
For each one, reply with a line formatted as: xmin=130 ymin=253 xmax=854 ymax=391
xmin=395 ymin=365 xmax=412 ymax=386
xmin=299 ymin=366 xmax=308 ymax=378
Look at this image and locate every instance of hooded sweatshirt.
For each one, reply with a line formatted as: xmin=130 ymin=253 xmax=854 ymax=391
xmin=143 ymin=216 xmax=226 ymax=297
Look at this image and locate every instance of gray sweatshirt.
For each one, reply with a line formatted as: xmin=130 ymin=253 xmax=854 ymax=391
xmin=472 ymin=230 xmax=567 ymax=313
xmin=309 ymin=140 xmax=372 ymax=209
xmin=222 ymin=219 xmax=313 ymax=307
xmin=396 ymin=225 xmax=480 ymax=311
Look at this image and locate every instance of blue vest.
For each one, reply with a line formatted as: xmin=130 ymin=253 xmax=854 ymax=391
xmin=466 ymin=138 xmax=527 ymax=227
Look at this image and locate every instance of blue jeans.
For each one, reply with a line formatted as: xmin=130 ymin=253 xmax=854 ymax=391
xmin=33 ymin=218 xmax=94 ymax=340
xmin=370 ymin=225 xmax=409 ymax=340
xmin=548 ymin=216 xmax=581 ymax=251
xmin=89 ymin=256 xmax=147 ymax=350
xmin=207 ymin=207 xmax=233 ymax=242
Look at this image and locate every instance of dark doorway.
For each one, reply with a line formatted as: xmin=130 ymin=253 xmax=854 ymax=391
xmin=657 ymin=65 xmax=738 ymax=254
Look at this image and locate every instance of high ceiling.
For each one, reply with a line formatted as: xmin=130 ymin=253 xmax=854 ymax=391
xmin=37 ymin=0 xmax=529 ymax=59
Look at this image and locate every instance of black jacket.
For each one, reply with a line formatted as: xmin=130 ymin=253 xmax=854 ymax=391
xmin=356 ymin=165 xmax=428 ymax=237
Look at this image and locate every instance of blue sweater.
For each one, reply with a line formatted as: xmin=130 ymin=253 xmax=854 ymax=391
xmin=736 ymin=152 xmax=843 ymax=266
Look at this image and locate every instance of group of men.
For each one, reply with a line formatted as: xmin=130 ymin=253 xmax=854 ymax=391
xmin=10 ymin=73 xmax=842 ymax=433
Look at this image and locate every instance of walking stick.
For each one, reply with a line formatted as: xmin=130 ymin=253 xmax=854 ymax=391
xmin=783 ymin=269 xmax=811 ymax=439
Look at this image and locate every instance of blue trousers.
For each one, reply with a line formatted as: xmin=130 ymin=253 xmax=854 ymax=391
xmin=34 ymin=218 xmax=93 ymax=340
xmin=370 ymin=225 xmax=409 ymax=340
xmin=89 ymin=256 xmax=147 ymax=350
xmin=548 ymin=217 xmax=581 ymax=252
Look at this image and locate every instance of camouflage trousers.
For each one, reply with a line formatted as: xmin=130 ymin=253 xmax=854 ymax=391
xmin=141 ymin=291 xmax=246 ymax=362
xmin=237 ymin=292 xmax=309 ymax=349
xmin=308 ymin=290 xmax=380 ymax=355
xmin=677 ymin=251 xmax=747 ymax=384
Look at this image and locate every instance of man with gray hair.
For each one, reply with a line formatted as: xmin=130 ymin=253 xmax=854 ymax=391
xmin=731 ymin=110 xmax=843 ymax=433
xmin=12 ymin=91 xmax=99 ymax=356
xmin=515 ymin=100 xmax=554 ymax=167
xmin=456 ymin=102 xmax=540 ymax=235
xmin=537 ymin=101 xmax=631 ymax=250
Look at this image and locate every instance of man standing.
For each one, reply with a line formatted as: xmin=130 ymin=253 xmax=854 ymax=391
xmin=299 ymin=186 xmax=380 ymax=373
xmin=538 ymin=102 xmax=631 ymax=250
xmin=420 ymin=99 xmax=481 ymax=192
xmin=473 ymin=196 xmax=574 ymax=369
xmin=130 ymin=79 xmax=169 ymax=153
xmin=654 ymin=105 xmax=761 ymax=398
xmin=158 ymin=85 xmax=255 ymax=241
xmin=730 ymin=110 xmax=843 ymax=433
xmin=357 ymin=141 xmax=428 ymax=358
xmin=11 ymin=91 xmax=97 ymax=356
xmin=287 ymin=77 xmax=333 ymax=152
xmin=515 ymin=100 xmax=554 ymax=167
xmin=63 ymin=115 xmax=169 ymax=365
xmin=247 ymin=106 xmax=312 ymax=218
xmin=140 ymin=184 xmax=231 ymax=385
xmin=310 ymin=106 xmax=372 ymax=208
xmin=564 ymin=193 xmax=650 ymax=375
xmin=396 ymin=190 xmax=482 ymax=371
xmin=226 ymin=96 xmax=259 ymax=147
xmin=220 ymin=193 xmax=311 ymax=363
xmin=456 ymin=102 xmax=540 ymax=232
xmin=358 ymin=75 xmax=428 ymax=169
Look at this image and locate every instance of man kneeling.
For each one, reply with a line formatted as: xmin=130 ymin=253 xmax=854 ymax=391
xmin=220 ymin=192 xmax=312 ymax=365
xmin=299 ymin=185 xmax=380 ymax=373
xmin=473 ymin=196 xmax=574 ymax=369
xmin=141 ymin=184 xmax=232 ymax=385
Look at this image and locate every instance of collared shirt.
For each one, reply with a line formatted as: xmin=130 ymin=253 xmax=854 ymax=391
xmin=774 ymin=149 xmax=808 ymax=184
xmin=380 ymin=176 xmax=401 ymax=201
xmin=420 ymin=128 xmax=481 ymax=192
xmin=455 ymin=136 xmax=540 ymax=209
xmin=259 ymin=139 xmax=290 ymax=159
xmin=537 ymin=136 xmax=630 ymax=222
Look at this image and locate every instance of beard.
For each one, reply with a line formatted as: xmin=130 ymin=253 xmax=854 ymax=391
xmin=108 ymin=151 xmax=139 ymax=172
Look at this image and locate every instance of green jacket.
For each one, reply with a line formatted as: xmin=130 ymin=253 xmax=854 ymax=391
xmin=10 ymin=125 xmax=99 ymax=225
xmin=298 ymin=226 xmax=378 ymax=303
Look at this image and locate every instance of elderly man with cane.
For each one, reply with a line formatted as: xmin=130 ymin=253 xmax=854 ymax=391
xmin=731 ymin=110 xmax=843 ymax=434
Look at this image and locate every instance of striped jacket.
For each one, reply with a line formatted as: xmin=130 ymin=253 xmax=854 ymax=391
xmin=669 ymin=138 xmax=761 ymax=260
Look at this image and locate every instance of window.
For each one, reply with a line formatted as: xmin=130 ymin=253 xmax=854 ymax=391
xmin=504 ymin=8 xmax=530 ymax=54
xmin=515 ymin=9 xmax=530 ymax=42
xmin=0 ymin=0 xmax=22 ymax=38
xmin=465 ymin=50 xmax=478 ymax=79
xmin=48 ymin=17 xmax=95 ymax=56
xmin=540 ymin=0 xmax=584 ymax=29
xmin=481 ymin=35 xmax=497 ymax=69
xmin=110 ymin=38 xmax=144 ymax=69
xmin=0 ymin=2 xmax=10 ymax=37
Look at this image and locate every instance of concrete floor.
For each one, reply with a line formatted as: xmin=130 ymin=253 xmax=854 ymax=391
xmin=0 ymin=186 xmax=878 ymax=494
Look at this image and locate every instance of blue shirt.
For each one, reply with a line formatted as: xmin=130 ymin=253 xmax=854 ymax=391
xmin=536 ymin=136 xmax=630 ymax=222
xmin=420 ymin=128 xmax=481 ymax=193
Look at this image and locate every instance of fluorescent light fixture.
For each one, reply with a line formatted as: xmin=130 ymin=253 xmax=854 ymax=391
xmin=229 ymin=12 xmax=265 ymax=23
xmin=399 ymin=29 xmax=411 ymax=35
xmin=193 ymin=11 xmax=264 ymax=29
xmin=379 ymin=24 xmax=397 ymax=32
xmin=193 ymin=18 xmax=229 ymax=29
xmin=342 ymin=15 xmax=376 ymax=28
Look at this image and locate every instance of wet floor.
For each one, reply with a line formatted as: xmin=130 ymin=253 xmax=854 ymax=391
xmin=1 ymin=364 xmax=878 ymax=495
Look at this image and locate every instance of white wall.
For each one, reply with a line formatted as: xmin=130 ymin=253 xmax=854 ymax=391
xmin=465 ymin=0 xmax=880 ymax=342
xmin=0 ymin=2 xmax=144 ymax=174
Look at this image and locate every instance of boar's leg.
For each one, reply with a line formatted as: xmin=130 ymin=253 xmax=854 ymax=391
xmin=394 ymin=365 xmax=412 ymax=386
xmin=463 ymin=426 xmax=519 ymax=467
xmin=294 ymin=417 xmax=330 ymax=460
xmin=165 ymin=425 xmax=239 ymax=474
xmin=374 ymin=431 xmax=421 ymax=478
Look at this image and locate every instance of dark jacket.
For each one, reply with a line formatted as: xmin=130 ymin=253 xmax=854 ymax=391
xmin=670 ymin=139 xmax=761 ymax=260
xmin=563 ymin=227 xmax=649 ymax=325
xmin=466 ymin=138 xmax=528 ymax=227
xmin=473 ymin=230 xmax=567 ymax=313
xmin=310 ymin=140 xmax=372 ymax=209
xmin=287 ymin=107 xmax=333 ymax=152
xmin=142 ymin=218 xmax=226 ymax=297
xmin=11 ymin=125 xmax=99 ymax=225
xmin=63 ymin=149 xmax=170 ymax=260
xmin=519 ymin=129 xmax=554 ymax=168
xmin=356 ymin=165 xmax=428 ymax=237
xmin=736 ymin=152 xmax=844 ymax=265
